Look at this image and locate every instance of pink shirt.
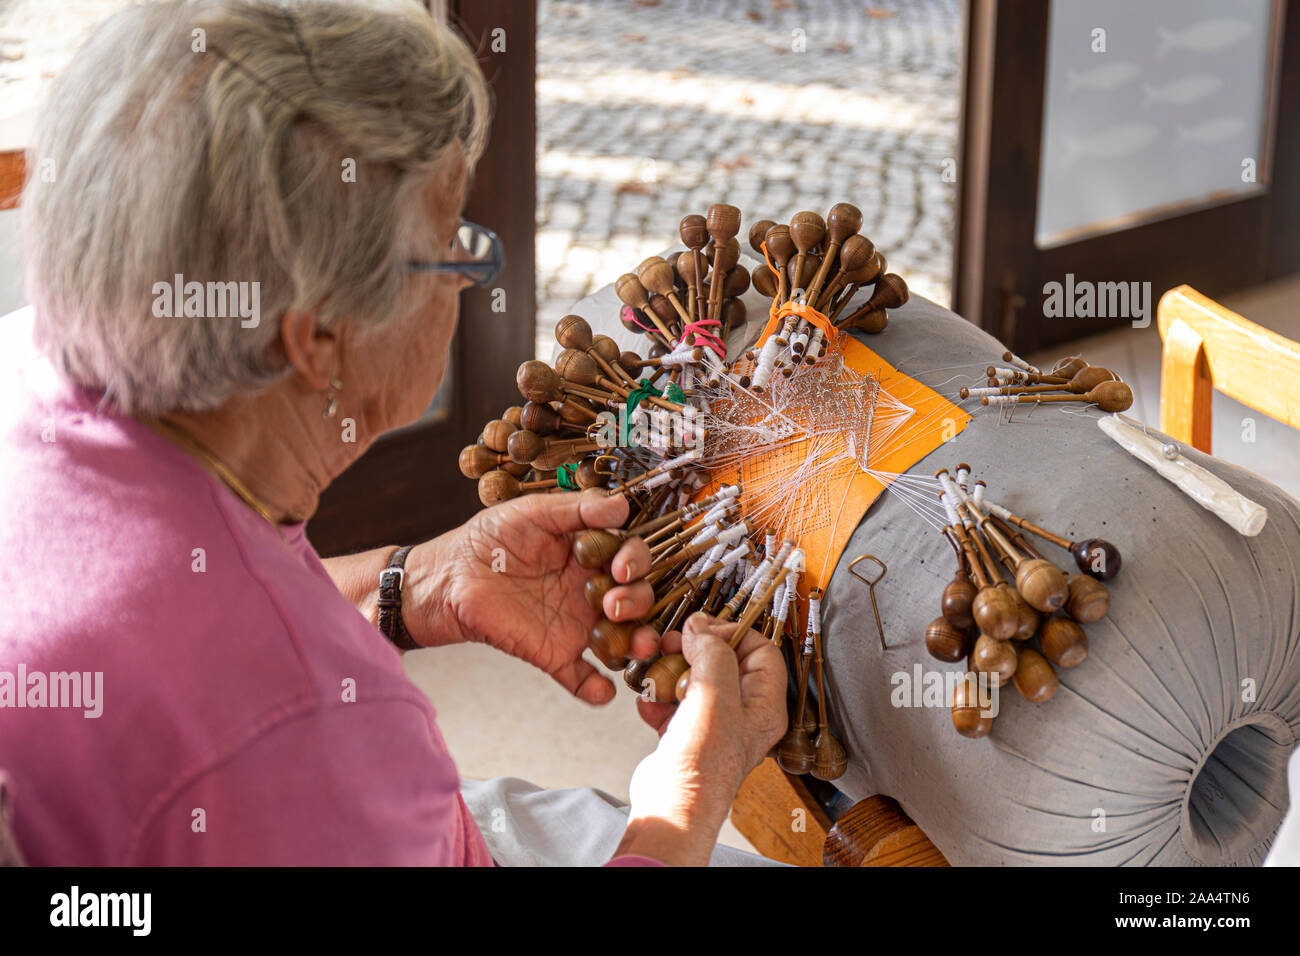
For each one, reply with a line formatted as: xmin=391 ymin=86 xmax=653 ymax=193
xmin=0 ymin=308 xmax=658 ymax=866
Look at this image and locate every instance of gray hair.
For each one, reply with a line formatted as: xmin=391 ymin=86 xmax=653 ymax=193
xmin=21 ymin=0 xmax=490 ymax=416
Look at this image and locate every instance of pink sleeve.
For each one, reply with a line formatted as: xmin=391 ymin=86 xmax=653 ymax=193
xmin=125 ymin=697 xmax=487 ymax=866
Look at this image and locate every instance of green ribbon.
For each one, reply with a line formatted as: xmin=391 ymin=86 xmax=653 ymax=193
xmin=555 ymin=462 xmax=580 ymax=490
xmin=625 ymin=378 xmax=663 ymax=414
xmin=664 ymin=383 xmax=686 ymax=405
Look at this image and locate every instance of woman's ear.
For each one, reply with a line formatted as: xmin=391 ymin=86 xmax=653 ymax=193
xmin=278 ymin=309 xmax=338 ymax=390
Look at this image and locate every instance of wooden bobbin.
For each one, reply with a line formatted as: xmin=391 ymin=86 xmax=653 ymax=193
xmin=747 ymin=218 xmax=776 ymax=257
xmin=1009 ymin=587 xmax=1040 ymax=641
xmin=637 ymin=257 xmax=691 ymax=331
xmin=940 ymin=530 xmax=978 ymax=629
xmin=481 ymin=419 xmax=517 ymax=453
xmin=1012 ymin=647 xmax=1058 ymax=703
xmin=642 ymin=652 xmax=690 ymax=704
xmin=1039 ymin=615 xmax=1089 ymax=668
xmin=805 ymin=202 xmax=862 ymax=304
xmin=615 ymin=272 xmax=676 ymax=343
xmin=764 ymin=223 xmax=795 ymax=303
xmin=679 ymin=217 xmax=711 ymax=324
xmin=951 ymin=674 xmax=993 ymax=738
xmin=477 ymin=469 xmax=556 ymax=506
xmin=963 ymin=497 xmax=1074 ymax=615
xmin=972 ymin=633 xmax=1017 ymax=687
xmin=815 ymin=234 xmax=875 ymax=310
xmin=973 ymin=582 xmax=1019 ymax=641
xmin=572 ymin=528 xmax=625 ymax=570
xmin=589 ymin=618 xmax=634 ymax=670
xmin=751 ymin=263 xmax=779 ymax=299
xmin=459 ymin=444 xmax=510 ymax=479
xmin=991 ymin=505 xmax=1122 ymax=581
xmin=778 ymin=640 xmax=817 ymax=775
xmin=925 ymin=617 xmax=972 ymax=662
xmin=706 ymin=204 xmax=742 ymax=323
xmin=1065 ymin=573 xmax=1110 ymax=624
xmin=1052 ymin=356 xmax=1088 ymax=379
xmin=788 ymin=211 xmax=826 ymax=298
xmin=787 ymin=251 xmax=821 ymax=295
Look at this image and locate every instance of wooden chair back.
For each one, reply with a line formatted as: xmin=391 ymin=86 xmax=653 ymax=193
xmin=1157 ymin=285 xmax=1300 ymax=453
xmin=0 ymin=150 xmax=22 ymax=210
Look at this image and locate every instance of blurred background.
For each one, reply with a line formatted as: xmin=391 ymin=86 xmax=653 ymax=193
xmin=3 ymin=0 xmax=1298 ymax=854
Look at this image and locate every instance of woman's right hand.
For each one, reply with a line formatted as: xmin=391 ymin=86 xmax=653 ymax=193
xmin=614 ymin=612 xmax=788 ymax=866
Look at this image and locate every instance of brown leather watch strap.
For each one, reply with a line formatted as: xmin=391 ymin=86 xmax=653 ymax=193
xmin=377 ymin=545 xmax=419 ymax=651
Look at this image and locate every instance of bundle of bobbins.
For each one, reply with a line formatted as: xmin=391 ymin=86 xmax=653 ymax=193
xmin=740 ymin=203 xmax=909 ymax=384
xmin=960 ymin=351 xmax=1135 ymax=415
xmin=455 ymin=200 xmax=921 ymax=783
xmin=926 ymin=464 xmax=1122 ymax=739
xmin=615 ymin=203 xmax=756 ymax=361
xmin=576 ymin=500 xmax=852 ymax=781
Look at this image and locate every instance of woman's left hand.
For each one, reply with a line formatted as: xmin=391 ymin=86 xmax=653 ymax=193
xmin=404 ymin=489 xmax=661 ymax=704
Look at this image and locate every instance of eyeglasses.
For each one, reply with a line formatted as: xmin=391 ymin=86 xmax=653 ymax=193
xmin=406 ymin=219 xmax=504 ymax=288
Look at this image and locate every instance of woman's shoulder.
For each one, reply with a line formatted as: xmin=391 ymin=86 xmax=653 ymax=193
xmin=0 ymin=319 xmax=438 ymax=862
xmin=0 ymin=385 xmax=416 ymax=704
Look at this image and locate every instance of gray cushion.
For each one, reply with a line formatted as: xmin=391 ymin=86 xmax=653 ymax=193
xmin=571 ymin=264 xmax=1300 ymax=866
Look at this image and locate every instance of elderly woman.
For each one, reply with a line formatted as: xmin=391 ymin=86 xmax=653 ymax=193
xmin=0 ymin=0 xmax=785 ymax=866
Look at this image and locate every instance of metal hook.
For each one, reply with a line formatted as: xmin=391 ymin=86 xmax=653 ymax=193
xmin=585 ymin=418 xmax=617 ymax=444
xmin=848 ymin=554 xmax=888 ymax=651
xmin=592 ymin=454 xmax=620 ymax=477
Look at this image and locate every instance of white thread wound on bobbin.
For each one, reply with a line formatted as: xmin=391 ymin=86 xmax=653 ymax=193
xmin=805 ymin=327 xmax=824 ymax=361
xmin=940 ymin=491 xmax=962 ymax=528
xmin=734 ymin=558 xmax=773 ymax=601
xmin=807 ymin=595 xmax=822 ymax=635
xmin=1005 ymin=352 xmax=1039 ymax=375
xmin=751 ymin=336 xmax=782 ymax=391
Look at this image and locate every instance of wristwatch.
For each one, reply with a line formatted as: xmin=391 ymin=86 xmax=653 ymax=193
xmin=377 ymin=545 xmax=419 ymax=651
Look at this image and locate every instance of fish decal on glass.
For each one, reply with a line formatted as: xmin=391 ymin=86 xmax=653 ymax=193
xmin=1065 ymin=62 xmax=1142 ymax=94
xmin=1177 ymin=117 xmax=1247 ymax=144
xmin=1142 ymin=74 xmax=1225 ymax=107
xmin=1156 ymin=19 xmax=1253 ymax=56
xmin=1060 ymin=121 xmax=1160 ymax=167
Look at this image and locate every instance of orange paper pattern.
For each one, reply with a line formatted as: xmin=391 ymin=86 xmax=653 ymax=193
xmin=700 ymin=330 xmax=970 ymax=600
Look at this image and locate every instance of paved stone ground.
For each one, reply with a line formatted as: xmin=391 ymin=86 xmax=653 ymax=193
xmin=536 ymin=0 xmax=961 ymax=357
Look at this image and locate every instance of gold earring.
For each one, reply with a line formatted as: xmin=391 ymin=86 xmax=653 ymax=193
xmin=323 ymin=377 xmax=343 ymax=418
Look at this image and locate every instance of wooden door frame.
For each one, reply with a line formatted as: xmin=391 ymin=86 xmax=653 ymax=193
xmin=308 ymin=0 xmax=536 ymax=556
xmin=954 ymin=0 xmax=1300 ymax=354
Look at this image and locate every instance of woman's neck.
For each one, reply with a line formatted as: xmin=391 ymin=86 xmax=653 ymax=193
xmin=149 ymin=383 xmax=359 ymax=525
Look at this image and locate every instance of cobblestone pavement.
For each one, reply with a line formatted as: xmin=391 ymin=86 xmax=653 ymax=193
xmin=536 ymin=0 xmax=962 ymax=358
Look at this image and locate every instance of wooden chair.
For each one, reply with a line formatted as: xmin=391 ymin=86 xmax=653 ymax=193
xmin=1157 ymin=284 xmax=1300 ymax=452
xmin=0 ymin=150 xmax=21 ymax=210
xmin=0 ymin=108 xmax=31 ymax=210
xmin=730 ymin=759 xmax=949 ymax=867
